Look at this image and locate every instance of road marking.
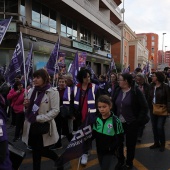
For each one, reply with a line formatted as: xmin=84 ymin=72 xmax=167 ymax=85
xmin=134 ymin=159 xmax=148 ymax=170
xmin=21 ymin=141 xmax=170 ymax=169
xmin=22 ymin=157 xmax=49 ymax=164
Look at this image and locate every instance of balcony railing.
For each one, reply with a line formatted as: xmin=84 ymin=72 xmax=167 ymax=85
xmin=105 ymin=0 xmax=121 ymax=17
xmin=73 ymin=0 xmax=121 ymax=36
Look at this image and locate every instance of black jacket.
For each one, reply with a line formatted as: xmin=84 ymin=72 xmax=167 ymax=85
xmin=112 ymin=85 xmax=149 ymax=126
xmin=148 ymin=83 xmax=170 ymax=112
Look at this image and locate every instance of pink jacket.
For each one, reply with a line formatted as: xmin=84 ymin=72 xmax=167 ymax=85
xmin=7 ymin=88 xmax=25 ymax=113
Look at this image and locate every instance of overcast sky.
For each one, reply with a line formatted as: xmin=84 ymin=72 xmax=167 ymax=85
xmin=119 ymin=0 xmax=170 ymax=51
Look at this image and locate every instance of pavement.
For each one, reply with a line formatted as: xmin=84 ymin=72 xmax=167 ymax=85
xmin=6 ymin=116 xmax=170 ymax=170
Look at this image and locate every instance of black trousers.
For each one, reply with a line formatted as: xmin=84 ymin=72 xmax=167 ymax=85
xmin=10 ymin=107 xmax=16 ymax=126
xmin=97 ymin=151 xmax=115 ymax=170
xmin=55 ymin=114 xmax=62 ymax=146
xmin=28 ymin=133 xmax=63 ymax=170
xmin=117 ymin=121 xmax=139 ymax=166
xmin=14 ymin=112 xmax=24 ymax=138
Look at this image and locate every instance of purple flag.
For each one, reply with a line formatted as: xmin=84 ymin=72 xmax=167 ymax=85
xmin=123 ymin=65 xmax=130 ymax=73
xmin=0 ymin=17 xmax=13 ymax=44
xmin=69 ymin=52 xmax=79 ymax=84
xmin=142 ymin=62 xmax=150 ymax=74
xmin=78 ymin=52 xmax=87 ymax=68
xmin=56 ymin=112 xmax=94 ymax=167
xmin=5 ymin=33 xmax=24 ymax=85
xmin=46 ymin=38 xmax=60 ymax=76
xmin=86 ymin=64 xmax=98 ymax=80
xmin=107 ymin=58 xmax=117 ymax=77
xmin=58 ymin=52 xmax=65 ymax=67
xmin=25 ymin=44 xmax=33 ymax=84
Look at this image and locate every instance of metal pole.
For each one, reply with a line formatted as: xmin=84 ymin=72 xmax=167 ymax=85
xmin=120 ymin=0 xmax=125 ymax=72
xmin=165 ymin=46 xmax=167 ymax=63
xmin=162 ymin=33 xmax=166 ymax=64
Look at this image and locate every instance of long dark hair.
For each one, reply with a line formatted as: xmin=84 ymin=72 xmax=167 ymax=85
xmin=33 ymin=69 xmax=50 ymax=84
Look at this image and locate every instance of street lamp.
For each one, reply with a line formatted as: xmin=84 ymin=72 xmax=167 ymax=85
xmin=165 ymin=46 xmax=167 ymax=63
xmin=162 ymin=33 xmax=166 ymax=64
xmin=120 ymin=0 xmax=125 ymax=71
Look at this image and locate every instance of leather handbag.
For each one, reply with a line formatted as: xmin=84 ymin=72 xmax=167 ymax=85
xmin=60 ymin=105 xmax=70 ymax=118
xmin=8 ymin=142 xmax=26 ymax=170
xmin=153 ymin=104 xmax=168 ymax=116
xmin=29 ymin=122 xmax=50 ymax=135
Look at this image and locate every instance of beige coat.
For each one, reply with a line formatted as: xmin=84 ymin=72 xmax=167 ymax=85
xmin=22 ymin=87 xmax=60 ymax=147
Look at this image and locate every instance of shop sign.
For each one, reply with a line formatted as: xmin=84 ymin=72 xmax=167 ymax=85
xmin=72 ymin=40 xmax=93 ymax=52
xmin=7 ymin=22 xmax=16 ymax=32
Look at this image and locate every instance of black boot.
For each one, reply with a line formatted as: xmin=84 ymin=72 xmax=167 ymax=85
xmin=149 ymin=143 xmax=160 ymax=149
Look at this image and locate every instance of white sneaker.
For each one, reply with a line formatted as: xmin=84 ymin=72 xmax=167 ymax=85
xmin=80 ymin=154 xmax=88 ymax=165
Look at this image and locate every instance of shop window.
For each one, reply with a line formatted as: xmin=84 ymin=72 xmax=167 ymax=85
xmin=20 ymin=0 xmax=25 ymax=22
xmin=32 ymin=1 xmax=57 ymax=33
xmin=5 ymin=0 xmax=18 ymax=13
xmin=61 ymin=16 xmax=77 ymax=40
xmin=80 ymin=26 xmax=91 ymax=45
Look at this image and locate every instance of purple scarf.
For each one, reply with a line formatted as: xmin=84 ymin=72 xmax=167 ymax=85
xmin=25 ymin=84 xmax=51 ymax=121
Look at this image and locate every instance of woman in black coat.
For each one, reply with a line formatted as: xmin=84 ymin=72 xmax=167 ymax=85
xmin=112 ymin=73 xmax=148 ymax=170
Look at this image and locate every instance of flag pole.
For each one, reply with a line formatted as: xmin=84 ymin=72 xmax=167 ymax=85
xmin=53 ymin=35 xmax=60 ymax=87
xmin=26 ymin=43 xmax=33 ymax=81
xmin=20 ymin=32 xmax=27 ymax=96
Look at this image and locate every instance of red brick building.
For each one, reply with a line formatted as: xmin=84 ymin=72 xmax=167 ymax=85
xmin=165 ymin=51 xmax=170 ymax=66
xmin=137 ymin=33 xmax=158 ymax=71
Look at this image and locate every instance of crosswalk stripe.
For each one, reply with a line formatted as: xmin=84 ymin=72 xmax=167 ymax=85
xmin=134 ymin=159 xmax=148 ymax=170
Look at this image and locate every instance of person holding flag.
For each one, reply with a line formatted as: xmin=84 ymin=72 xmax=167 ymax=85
xmin=69 ymin=68 xmax=100 ymax=165
xmin=22 ymin=69 xmax=63 ymax=170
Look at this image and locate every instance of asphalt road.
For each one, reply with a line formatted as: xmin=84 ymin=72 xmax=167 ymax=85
xmin=7 ymin=117 xmax=170 ymax=170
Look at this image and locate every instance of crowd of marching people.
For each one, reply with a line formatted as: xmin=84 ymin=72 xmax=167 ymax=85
xmin=0 ymin=66 xmax=170 ymax=170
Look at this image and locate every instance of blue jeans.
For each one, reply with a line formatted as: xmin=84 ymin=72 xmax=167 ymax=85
xmin=150 ymin=113 xmax=167 ymax=145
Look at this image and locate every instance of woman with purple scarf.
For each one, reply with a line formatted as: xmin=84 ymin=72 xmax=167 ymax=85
xmin=0 ymin=94 xmax=12 ymax=170
xmin=22 ymin=69 xmax=63 ymax=170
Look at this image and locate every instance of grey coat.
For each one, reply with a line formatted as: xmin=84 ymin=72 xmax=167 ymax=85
xmin=22 ymin=87 xmax=60 ymax=147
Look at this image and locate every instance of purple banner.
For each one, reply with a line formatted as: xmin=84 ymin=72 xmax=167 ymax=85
xmin=78 ymin=52 xmax=87 ymax=68
xmin=5 ymin=32 xmax=24 ymax=85
xmin=46 ymin=37 xmax=60 ymax=76
xmin=56 ymin=112 xmax=94 ymax=167
xmin=25 ymin=44 xmax=33 ymax=85
xmin=69 ymin=52 xmax=79 ymax=84
xmin=0 ymin=17 xmax=12 ymax=44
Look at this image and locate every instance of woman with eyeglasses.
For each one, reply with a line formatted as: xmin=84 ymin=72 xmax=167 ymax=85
xmin=148 ymin=71 xmax=170 ymax=152
xmin=69 ymin=68 xmax=100 ymax=165
xmin=112 ymin=73 xmax=148 ymax=170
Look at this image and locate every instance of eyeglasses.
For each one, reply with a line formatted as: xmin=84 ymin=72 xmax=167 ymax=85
xmin=151 ymin=75 xmax=156 ymax=77
xmin=118 ymin=79 xmax=124 ymax=81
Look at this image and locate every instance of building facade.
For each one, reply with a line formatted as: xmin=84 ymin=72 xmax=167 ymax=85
xmin=165 ymin=51 xmax=170 ymax=66
xmin=111 ymin=22 xmax=149 ymax=72
xmin=137 ymin=33 xmax=158 ymax=71
xmin=0 ymin=0 xmax=122 ymax=76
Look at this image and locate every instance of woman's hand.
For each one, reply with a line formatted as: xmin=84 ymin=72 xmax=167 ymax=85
xmin=17 ymin=90 xmax=21 ymax=93
xmin=23 ymin=99 xmax=30 ymax=108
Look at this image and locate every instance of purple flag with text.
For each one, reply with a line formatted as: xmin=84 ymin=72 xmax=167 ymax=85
xmin=5 ymin=33 xmax=24 ymax=85
xmin=46 ymin=38 xmax=60 ymax=76
xmin=107 ymin=58 xmax=117 ymax=76
xmin=69 ymin=52 xmax=79 ymax=84
xmin=56 ymin=112 xmax=94 ymax=167
xmin=142 ymin=62 xmax=150 ymax=74
xmin=122 ymin=65 xmax=130 ymax=73
xmin=25 ymin=44 xmax=33 ymax=84
xmin=0 ymin=17 xmax=12 ymax=44
xmin=78 ymin=52 xmax=87 ymax=68
xmin=86 ymin=64 xmax=98 ymax=80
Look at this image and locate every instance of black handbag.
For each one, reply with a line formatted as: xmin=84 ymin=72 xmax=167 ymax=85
xmin=8 ymin=142 xmax=26 ymax=170
xmin=60 ymin=105 xmax=70 ymax=118
xmin=29 ymin=122 xmax=50 ymax=135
